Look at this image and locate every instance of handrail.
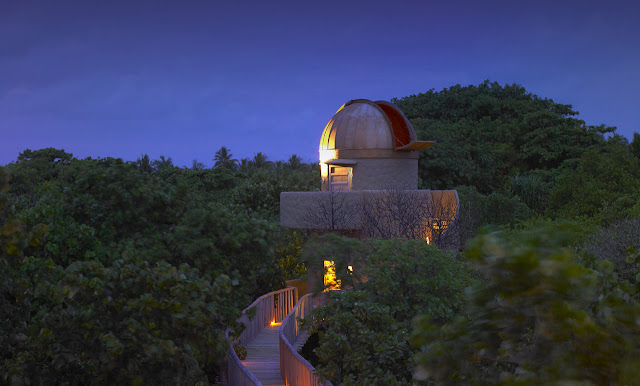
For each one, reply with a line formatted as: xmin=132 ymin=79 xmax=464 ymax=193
xmin=224 ymin=328 xmax=262 ymax=386
xmin=279 ymin=292 xmax=333 ymax=386
xmin=223 ymin=286 xmax=298 ymax=386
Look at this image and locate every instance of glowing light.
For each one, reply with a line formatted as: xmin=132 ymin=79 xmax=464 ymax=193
xmin=319 ymin=150 xmax=339 ymax=164
xmin=347 ymin=265 xmax=353 ymax=272
xmin=425 ymin=236 xmax=430 ymax=245
xmin=324 ymin=260 xmax=340 ymax=290
xmin=270 ymin=321 xmax=276 ymax=326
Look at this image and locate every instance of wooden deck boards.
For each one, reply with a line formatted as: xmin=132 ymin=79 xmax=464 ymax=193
xmin=242 ymin=323 xmax=285 ymax=386
xmin=240 ymin=322 xmax=313 ymax=386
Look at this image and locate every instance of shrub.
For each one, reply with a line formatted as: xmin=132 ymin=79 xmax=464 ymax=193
xmin=303 ymin=291 xmax=413 ymax=385
xmin=3 ymin=257 xmax=235 ymax=385
xmin=301 ymin=235 xmax=472 ymax=385
xmin=580 ymin=217 xmax=640 ymax=285
xmin=412 ymin=226 xmax=640 ymax=384
xmin=549 ymin=139 xmax=640 ymax=220
xmin=452 ymin=185 xmax=532 ymax=247
xmin=1 ymin=158 xmax=291 ymax=384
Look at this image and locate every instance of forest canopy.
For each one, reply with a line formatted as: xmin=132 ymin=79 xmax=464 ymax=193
xmin=2 ymin=81 xmax=640 ymax=384
xmin=394 ymin=81 xmax=617 ymax=192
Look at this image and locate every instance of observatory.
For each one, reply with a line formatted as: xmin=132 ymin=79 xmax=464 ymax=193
xmin=280 ymin=99 xmax=458 ymax=243
xmin=319 ymin=99 xmax=434 ymax=192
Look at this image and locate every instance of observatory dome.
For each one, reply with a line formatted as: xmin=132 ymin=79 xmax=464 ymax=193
xmin=319 ymin=99 xmax=433 ymax=153
xmin=318 ymin=99 xmax=434 ymax=192
xmin=319 ymin=100 xmax=395 ymax=151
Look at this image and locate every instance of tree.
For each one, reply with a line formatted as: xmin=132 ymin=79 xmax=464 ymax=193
xmin=250 ymin=152 xmax=272 ymax=169
xmin=274 ymin=230 xmax=307 ymax=280
xmin=303 ymin=291 xmax=413 ymax=385
xmin=151 ymin=155 xmax=174 ymax=171
xmin=238 ymin=158 xmax=251 ymax=172
xmin=136 ymin=154 xmax=153 ymax=173
xmin=411 ymin=227 xmax=640 ymax=384
xmin=0 ymin=167 xmax=49 ymax=384
xmin=213 ymin=146 xmax=238 ymax=169
xmin=630 ymin=132 xmax=640 ymax=160
xmin=3 ymin=258 xmax=236 ymax=385
xmin=300 ymin=236 xmax=471 ymax=385
xmin=7 ymin=148 xmax=74 ymax=195
xmin=392 ymin=81 xmax=610 ymax=193
xmin=191 ymin=159 xmax=206 ymax=171
xmin=1 ymin=156 xmax=290 ymax=384
xmin=509 ymin=173 xmax=550 ymax=213
xmin=285 ymin=154 xmax=305 ymax=170
xmin=16 ymin=148 xmax=73 ymax=164
xmin=549 ymin=137 xmax=640 ymax=220
xmin=230 ymin=166 xmax=318 ymax=219
xmin=581 ymin=217 xmax=640 ymax=285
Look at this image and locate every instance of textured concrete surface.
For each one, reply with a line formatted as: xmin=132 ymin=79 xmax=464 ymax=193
xmin=350 ymin=158 xmax=418 ymax=190
xmin=280 ymin=190 xmax=458 ymax=231
xmin=319 ymin=149 xmax=419 ymax=192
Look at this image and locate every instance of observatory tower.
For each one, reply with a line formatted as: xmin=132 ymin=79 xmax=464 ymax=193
xmin=280 ymin=99 xmax=458 ymax=243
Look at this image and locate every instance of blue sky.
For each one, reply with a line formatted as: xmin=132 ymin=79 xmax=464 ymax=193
xmin=1 ymin=0 xmax=639 ymax=166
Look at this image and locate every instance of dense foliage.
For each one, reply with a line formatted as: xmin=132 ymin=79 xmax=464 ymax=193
xmin=300 ymin=81 xmax=640 ymax=384
xmin=393 ymin=81 xmax=616 ymax=194
xmin=300 ymin=235 xmax=473 ymax=385
xmin=3 ymin=80 xmax=640 ymax=384
xmin=549 ymin=137 xmax=640 ymax=221
xmin=412 ymin=226 xmax=640 ymax=384
xmin=391 ymin=81 xmax=640 ymax=239
xmin=0 ymin=150 xmax=316 ymax=384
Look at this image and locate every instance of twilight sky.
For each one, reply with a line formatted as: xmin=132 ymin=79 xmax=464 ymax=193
xmin=1 ymin=0 xmax=639 ymax=166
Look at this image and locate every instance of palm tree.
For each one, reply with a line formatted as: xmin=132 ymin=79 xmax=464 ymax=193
xmin=152 ymin=155 xmax=174 ymax=171
xmin=238 ymin=158 xmax=251 ymax=172
xmin=213 ymin=146 xmax=238 ymax=169
xmin=250 ymin=152 xmax=273 ymax=169
xmin=286 ymin=154 xmax=305 ymax=170
xmin=137 ymin=154 xmax=153 ymax=173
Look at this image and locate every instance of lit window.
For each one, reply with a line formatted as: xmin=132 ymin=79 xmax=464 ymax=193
xmin=323 ymin=260 xmax=340 ymax=290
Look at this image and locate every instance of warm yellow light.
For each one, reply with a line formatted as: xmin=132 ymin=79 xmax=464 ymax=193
xmin=270 ymin=321 xmax=276 ymax=326
xmin=319 ymin=150 xmax=339 ymax=164
xmin=324 ymin=260 xmax=340 ymax=290
xmin=347 ymin=265 xmax=353 ymax=272
xmin=425 ymin=236 xmax=430 ymax=245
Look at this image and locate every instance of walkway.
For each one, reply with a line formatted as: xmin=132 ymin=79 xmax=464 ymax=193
xmin=223 ymin=288 xmax=328 ymax=386
xmin=241 ymin=322 xmax=310 ymax=386
xmin=242 ymin=323 xmax=283 ymax=385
